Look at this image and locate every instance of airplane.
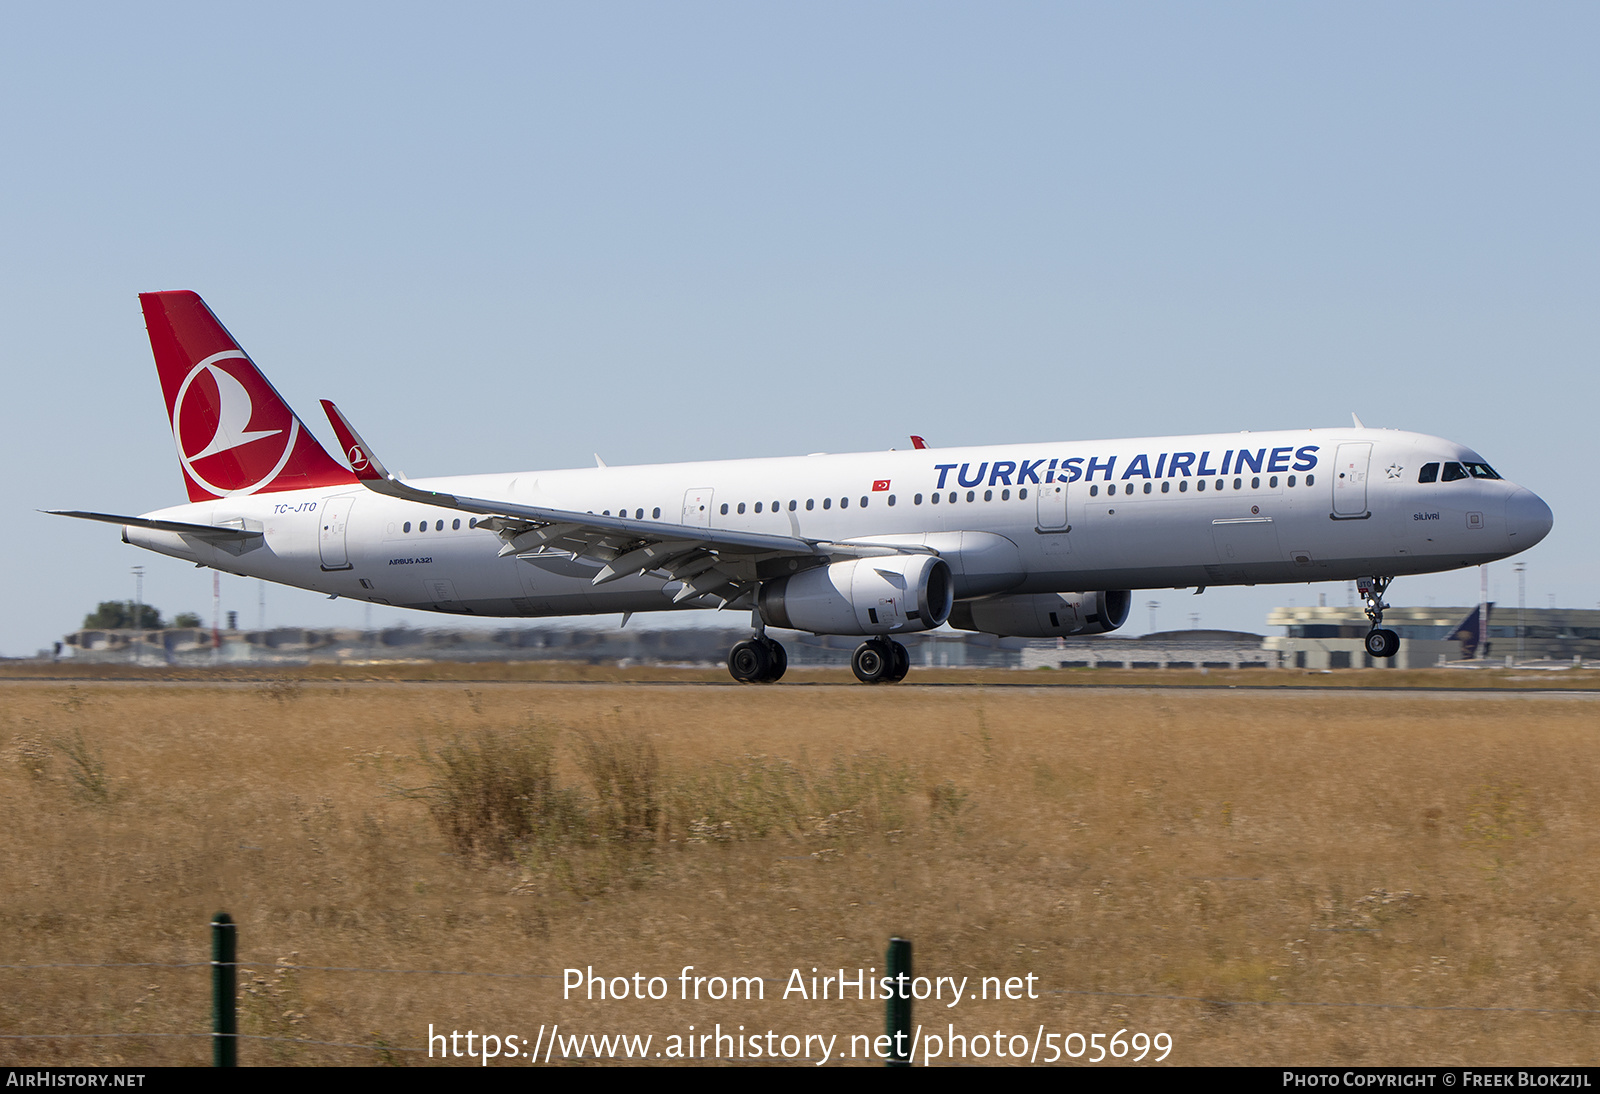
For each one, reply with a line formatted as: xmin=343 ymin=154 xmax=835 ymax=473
xmin=53 ymin=291 xmax=1554 ymax=683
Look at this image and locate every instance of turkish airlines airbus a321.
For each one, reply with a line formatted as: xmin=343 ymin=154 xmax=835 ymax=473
xmin=54 ymin=292 xmax=1554 ymax=683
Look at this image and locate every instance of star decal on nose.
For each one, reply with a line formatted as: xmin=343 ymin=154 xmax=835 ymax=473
xmin=1386 ymin=464 xmax=1404 ymax=479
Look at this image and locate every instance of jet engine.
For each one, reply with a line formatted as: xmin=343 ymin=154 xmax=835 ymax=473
xmin=758 ymin=555 xmax=953 ymax=636
xmin=947 ymin=590 xmax=1132 ymax=638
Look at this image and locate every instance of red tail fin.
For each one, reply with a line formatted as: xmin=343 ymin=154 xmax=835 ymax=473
xmin=140 ymin=291 xmax=357 ymax=501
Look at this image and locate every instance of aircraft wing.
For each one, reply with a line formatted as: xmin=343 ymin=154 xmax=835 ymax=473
xmin=320 ymin=401 xmax=927 ymax=607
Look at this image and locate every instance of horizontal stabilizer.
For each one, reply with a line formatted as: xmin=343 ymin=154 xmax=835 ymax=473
xmin=45 ymin=510 xmax=264 ymax=541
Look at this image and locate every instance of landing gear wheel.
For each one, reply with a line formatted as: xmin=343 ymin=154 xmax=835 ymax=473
xmin=1365 ymin=628 xmax=1400 ymax=659
xmin=851 ymin=639 xmax=894 ymax=684
xmin=728 ymin=638 xmax=787 ymax=682
xmin=728 ymin=639 xmax=772 ymax=683
xmin=886 ymin=641 xmax=910 ymax=683
xmin=764 ymin=638 xmax=787 ymax=682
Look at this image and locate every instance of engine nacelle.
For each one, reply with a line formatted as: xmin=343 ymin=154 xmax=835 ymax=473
xmin=947 ymin=590 xmax=1132 ymax=638
xmin=759 ymin=555 xmax=954 ymax=636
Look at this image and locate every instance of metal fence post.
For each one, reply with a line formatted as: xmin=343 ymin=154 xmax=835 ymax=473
xmin=212 ymin=912 xmax=236 ymax=1067
xmin=886 ymin=936 xmax=911 ymax=1067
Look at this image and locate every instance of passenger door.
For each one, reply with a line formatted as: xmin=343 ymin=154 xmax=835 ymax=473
xmin=318 ymin=496 xmax=355 ymax=571
xmin=1332 ymin=443 xmax=1371 ymax=518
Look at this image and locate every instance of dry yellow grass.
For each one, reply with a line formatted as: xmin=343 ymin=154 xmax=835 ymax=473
xmin=1 ymin=672 xmax=1596 ymax=1066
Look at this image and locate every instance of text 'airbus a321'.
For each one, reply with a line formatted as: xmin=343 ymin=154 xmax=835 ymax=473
xmin=54 ymin=292 xmax=1553 ymax=683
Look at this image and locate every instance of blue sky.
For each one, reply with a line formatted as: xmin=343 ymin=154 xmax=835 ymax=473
xmin=2 ymin=3 xmax=1594 ymax=653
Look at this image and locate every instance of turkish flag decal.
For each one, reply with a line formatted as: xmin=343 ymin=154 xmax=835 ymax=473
xmin=872 ymin=479 xmax=891 ymax=491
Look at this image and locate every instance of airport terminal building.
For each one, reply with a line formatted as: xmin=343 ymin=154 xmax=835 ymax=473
xmin=1262 ymin=605 xmax=1600 ymax=670
xmin=55 ymin=606 xmax=1600 ymax=670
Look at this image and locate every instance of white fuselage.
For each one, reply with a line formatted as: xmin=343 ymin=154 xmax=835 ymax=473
xmin=123 ymin=427 xmax=1550 ymax=626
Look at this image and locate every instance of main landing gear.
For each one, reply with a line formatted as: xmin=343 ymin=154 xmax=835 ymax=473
xmin=851 ymin=638 xmax=910 ymax=685
xmin=1358 ymin=575 xmax=1400 ymax=659
xmin=726 ymin=636 xmax=913 ymax=683
xmin=726 ymin=612 xmax=912 ymax=684
xmin=728 ymin=637 xmax=787 ymax=683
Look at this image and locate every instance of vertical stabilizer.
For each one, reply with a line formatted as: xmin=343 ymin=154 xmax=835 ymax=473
xmin=140 ymin=291 xmax=356 ymax=502
xmin=1448 ymin=603 xmax=1494 ymax=660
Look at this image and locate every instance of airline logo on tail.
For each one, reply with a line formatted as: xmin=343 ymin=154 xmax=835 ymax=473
xmin=141 ymin=292 xmax=355 ymax=501
xmin=172 ymin=350 xmax=298 ymax=496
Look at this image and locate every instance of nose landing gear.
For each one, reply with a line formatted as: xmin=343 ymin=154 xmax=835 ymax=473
xmin=1357 ymin=575 xmax=1400 ymax=659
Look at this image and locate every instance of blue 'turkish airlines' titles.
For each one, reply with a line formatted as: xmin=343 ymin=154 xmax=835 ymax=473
xmin=931 ymin=446 xmax=1321 ymax=489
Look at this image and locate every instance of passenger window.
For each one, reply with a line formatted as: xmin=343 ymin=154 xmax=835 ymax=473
xmin=1001 ymin=489 xmax=1010 ymax=500
xmin=1143 ymin=482 xmax=1152 ymax=494
xmin=755 ymin=502 xmax=763 ymax=513
xmin=1018 ymin=488 xmax=1028 ymax=500
xmin=840 ymin=497 xmax=849 ymax=508
xmin=948 ymin=492 xmax=957 ymax=503
xmin=1442 ymin=462 xmax=1468 ymax=482
xmin=636 ymin=509 xmax=643 ymax=519
xmin=860 ymin=496 xmax=868 ymax=507
xmin=737 ymin=503 xmax=745 ymax=514
xmin=1305 ymin=474 xmax=1314 ymax=486
xmin=1161 ymin=481 xmax=1170 ymax=493
xmin=806 ymin=499 xmax=815 ymax=510
xmin=1197 ymin=480 xmax=1206 ymax=492
xmin=773 ymin=500 xmax=780 ymax=512
xmin=1089 ymin=485 xmax=1099 ymax=497
xmin=984 ymin=489 xmax=993 ymax=501
xmin=1233 ymin=478 xmax=1242 ymax=490
xmin=1179 ymin=481 xmax=1188 ymax=492
xmin=887 ymin=495 xmax=896 ymax=506
xmin=915 ymin=494 xmax=924 ymax=505
xmin=931 ymin=493 xmax=940 ymax=504
xmin=965 ymin=491 xmax=975 ymax=502
xmin=469 ymin=518 xmax=477 ymax=529
xmin=823 ymin=498 xmax=832 ymax=509
xmin=720 ymin=504 xmax=729 ymax=515
xmin=1287 ymin=475 xmax=1296 ymax=487
xmin=452 ymin=518 xmax=461 ymax=530
xmin=789 ymin=500 xmax=797 ymax=511
xmin=1251 ymin=476 xmax=1260 ymax=489
xmin=403 ymin=521 xmax=411 ymax=533
xmin=1269 ymin=476 xmax=1278 ymax=488
xmin=418 ymin=520 xmax=426 ymax=532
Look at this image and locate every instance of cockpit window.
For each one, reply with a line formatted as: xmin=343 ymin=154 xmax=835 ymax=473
xmin=1418 ymin=463 xmax=1439 ymax=484
xmin=1441 ymin=462 xmax=1468 ymax=482
xmin=1463 ymin=462 xmax=1500 ymax=479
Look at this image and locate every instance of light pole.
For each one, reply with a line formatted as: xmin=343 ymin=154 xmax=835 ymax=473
xmin=1146 ymin=600 xmax=1159 ymax=633
xmin=1514 ymin=562 xmax=1526 ymax=663
xmin=131 ymin=565 xmax=145 ymax=666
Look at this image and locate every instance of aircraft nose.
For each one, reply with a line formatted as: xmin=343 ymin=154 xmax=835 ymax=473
xmin=1504 ymin=487 xmax=1553 ymax=549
